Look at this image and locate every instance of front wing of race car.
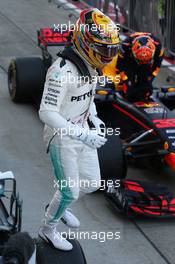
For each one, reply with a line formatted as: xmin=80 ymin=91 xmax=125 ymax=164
xmin=105 ymin=179 xmax=175 ymax=218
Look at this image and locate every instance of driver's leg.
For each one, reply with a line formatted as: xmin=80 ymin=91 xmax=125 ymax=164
xmin=39 ymin=136 xmax=81 ymax=251
xmin=78 ymin=144 xmax=101 ymax=197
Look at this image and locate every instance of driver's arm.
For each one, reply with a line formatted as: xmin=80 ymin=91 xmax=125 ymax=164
xmin=39 ymin=64 xmax=70 ymax=130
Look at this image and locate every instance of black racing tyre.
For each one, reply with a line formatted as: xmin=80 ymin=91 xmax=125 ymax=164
xmin=98 ymin=134 xmax=127 ymax=180
xmin=8 ymin=57 xmax=46 ymax=103
xmin=36 ymin=238 xmax=87 ymax=264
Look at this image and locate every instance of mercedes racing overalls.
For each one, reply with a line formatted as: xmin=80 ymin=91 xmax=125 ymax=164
xmin=39 ymin=49 xmax=101 ymax=224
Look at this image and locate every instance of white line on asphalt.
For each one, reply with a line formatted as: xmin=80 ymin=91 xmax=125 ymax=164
xmin=57 ymin=0 xmax=81 ymax=13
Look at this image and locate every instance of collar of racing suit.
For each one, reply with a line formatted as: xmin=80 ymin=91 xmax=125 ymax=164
xmin=72 ymin=47 xmax=98 ymax=78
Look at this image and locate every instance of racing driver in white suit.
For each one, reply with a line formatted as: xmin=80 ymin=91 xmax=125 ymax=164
xmin=38 ymin=8 xmax=120 ymax=251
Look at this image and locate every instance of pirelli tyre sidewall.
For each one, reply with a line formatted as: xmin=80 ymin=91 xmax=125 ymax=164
xmin=36 ymin=238 xmax=87 ymax=264
xmin=98 ymin=134 xmax=127 ymax=181
xmin=8 ymin=57 xmax=45 ymax=103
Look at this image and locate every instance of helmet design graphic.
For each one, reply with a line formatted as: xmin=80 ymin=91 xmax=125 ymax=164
xmin=72 ymin=8 xmax=120 ymax=68
xmin=131 ymin=35 xmax=156 ymax=64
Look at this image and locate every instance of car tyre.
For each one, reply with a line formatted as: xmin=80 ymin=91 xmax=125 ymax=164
xmin=36 ymin=238 xmax=87 ymax=264
xmin=8 ymin=57 xmax=46 ymax=103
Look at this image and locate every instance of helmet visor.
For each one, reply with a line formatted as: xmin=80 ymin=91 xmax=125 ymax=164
xmin=93 ymin=43 xmax=119 ymax=58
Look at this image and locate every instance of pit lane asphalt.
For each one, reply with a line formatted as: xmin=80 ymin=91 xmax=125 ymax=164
xmin=0 ymin=0 xmax=175 ymax=263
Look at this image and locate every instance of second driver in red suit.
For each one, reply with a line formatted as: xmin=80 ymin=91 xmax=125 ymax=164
xmin=117 ymin=32 xmax=164 ymax=102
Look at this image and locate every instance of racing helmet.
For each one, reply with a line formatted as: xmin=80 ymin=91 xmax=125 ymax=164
xmin=131 ymin=35 xmax=156 ymax=64
xmin=72 ymin=8 xmax=120 ymax=68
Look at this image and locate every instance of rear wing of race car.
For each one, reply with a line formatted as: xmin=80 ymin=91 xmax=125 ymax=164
xmin=37 ymin=27 xmax=70 ymax=47
xmin=37 ymin=27 xmax=71 ymax=68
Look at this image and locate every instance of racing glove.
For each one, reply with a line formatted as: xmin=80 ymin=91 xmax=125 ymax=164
xmin=39 ymin=110 xmax=107 ymax=149
xmin=89 ymin=103 xmax=106 ymax=137
xmin=89 ymin=116 xmax=105 ymax=136
xmin=69 ymin=123 xmax=107 ymax=149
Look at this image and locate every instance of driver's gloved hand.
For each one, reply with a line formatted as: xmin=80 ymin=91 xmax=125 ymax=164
xmin=89 ymin=115 xmax=106 ymax=137
xmin=69 ymin=123 xmax=107 ymax=149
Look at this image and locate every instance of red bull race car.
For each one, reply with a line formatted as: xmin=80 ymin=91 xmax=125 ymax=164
xmin=95 ymin=85 xmax=175 ymax=217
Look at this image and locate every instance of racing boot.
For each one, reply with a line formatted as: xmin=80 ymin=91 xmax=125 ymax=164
xmin=61 ymin=209 xmax=80 ymax=228
xmin=39 ymin=224 xmax=73 ymax=251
